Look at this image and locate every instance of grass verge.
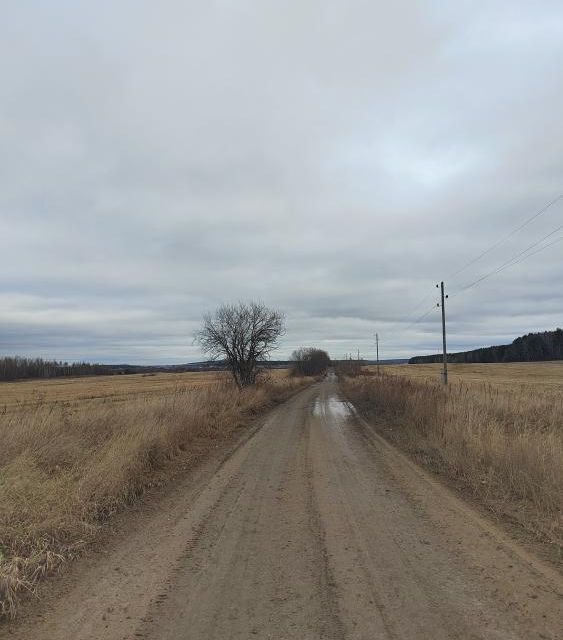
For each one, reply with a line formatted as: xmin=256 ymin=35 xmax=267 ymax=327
xmin=341 ymin=373 xmax=562 ymax=561
xmin=0 ymin=375 xmax=310 ymax=619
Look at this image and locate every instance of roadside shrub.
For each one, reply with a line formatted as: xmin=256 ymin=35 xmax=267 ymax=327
xmin=291 ymin=348 xmax=331 ymax=376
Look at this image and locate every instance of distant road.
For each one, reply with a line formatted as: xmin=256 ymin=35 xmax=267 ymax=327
xmin=11 ymin=376 xmax=562 ymax=639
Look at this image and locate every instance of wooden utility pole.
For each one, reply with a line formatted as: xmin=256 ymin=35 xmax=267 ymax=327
xmin=376 ymin=332 xmax=380 ymax=375
xmin=437 ymin=281 xmax=448 ymax=385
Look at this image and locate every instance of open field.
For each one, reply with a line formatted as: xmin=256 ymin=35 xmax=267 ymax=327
xmin=342 ymin=364 xmax=563 ymax=561
xmin=0 ymin=370 xmax=234 ymax=411
xmin=374 ymin=360 xmax=563 ymax=387
xmin=0 ymin=369 xmax=307 ymax=619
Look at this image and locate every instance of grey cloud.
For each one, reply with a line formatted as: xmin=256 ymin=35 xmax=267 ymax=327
xmin=1 ymin=1 xmax=562 ymax=363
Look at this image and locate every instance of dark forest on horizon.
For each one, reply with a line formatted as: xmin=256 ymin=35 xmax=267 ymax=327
xmin=410 ymin=329 xmax=563 ymax=364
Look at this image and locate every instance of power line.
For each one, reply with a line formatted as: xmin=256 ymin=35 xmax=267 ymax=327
xmin=512 ymin=234 xmax=563 ymax=263
xmin=382 ymin=193 xmax=562 ymax=346
xmin=448 ymin=193 xmax=562 ymax=281
xmin=382 ymin=291 xmax=438 ymax=335
xmin=454 ymin=222 xmax=563 ymax=295
xmin=463 ymin=234 xmax=563 ymax=291
xmin=395 ymin=194 xmax=562 ymax=332
xmin=402 ymin=304 xmax=437 ymax=332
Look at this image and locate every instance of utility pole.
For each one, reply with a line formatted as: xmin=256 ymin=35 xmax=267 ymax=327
xmin=436 ymin=281 xmax=448 ymax=385
xmin=376 ymin=332 xmax=380 ymax=376
xmin=357 ymin=348 xmax=360 ymax=361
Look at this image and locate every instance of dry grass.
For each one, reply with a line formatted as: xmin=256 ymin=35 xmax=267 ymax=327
xmin=372 ymin=360 xmax=563 ymax=387
xmin=0 ymin=370 xmax=235 ymax=411
xmin=342 ymin=371 xmax=562 ymax=558
xmin=0 ymin=370 xmax=308 ymax=619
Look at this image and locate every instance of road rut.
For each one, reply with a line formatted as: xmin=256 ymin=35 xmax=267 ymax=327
xmin=8 ymin=378 xmax=562 ymax=639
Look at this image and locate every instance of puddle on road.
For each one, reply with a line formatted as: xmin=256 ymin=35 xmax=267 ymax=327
xmin=313 ymin=396 xmax=351 ymax=420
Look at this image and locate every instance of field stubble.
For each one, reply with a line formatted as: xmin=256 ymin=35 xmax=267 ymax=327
xmin=0 ymin=369 xmax=308 ymax=619
xmin=0 ymin=370 xmax=232 ymax=411
xmin=342 ymin=364 xmax=562 ymax=562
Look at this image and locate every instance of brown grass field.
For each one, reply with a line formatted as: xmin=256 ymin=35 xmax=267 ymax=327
xmin=342 ymin=362 xmax=562 ymax=564
xmin=0 ymin=370 xmax=233 ymax=411
xmin=373 ymin=360 xmax=563 ymax=386
xmin=0 ymin=368 xmax=306 ymax=619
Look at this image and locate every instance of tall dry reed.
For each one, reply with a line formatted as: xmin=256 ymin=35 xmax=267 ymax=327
xmin=342 ymin=374 xmax=562 ymax=550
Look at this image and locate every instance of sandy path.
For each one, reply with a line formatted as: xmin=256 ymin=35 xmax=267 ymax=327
xmin=7 ymin=377 xmax=562 ymax=639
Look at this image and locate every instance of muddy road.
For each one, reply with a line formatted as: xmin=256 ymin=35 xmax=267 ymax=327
xmin=9 ymin=377 xmax=562 ymax=639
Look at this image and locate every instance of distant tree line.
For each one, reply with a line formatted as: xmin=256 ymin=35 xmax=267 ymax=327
xmin=291 ymin=348 xmax=331 ymax=376
xmin=0 ymin=356 xmax=108 ymax=381
xmin=409 ymin=329 xmax=563 ymax=364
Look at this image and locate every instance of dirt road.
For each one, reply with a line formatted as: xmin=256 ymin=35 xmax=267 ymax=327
xmin=9 ymin=377 xmax=562 ymax=639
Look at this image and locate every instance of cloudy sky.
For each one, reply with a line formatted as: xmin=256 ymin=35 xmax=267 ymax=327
xmin=1 ymin=1 xmax=562 ymax=363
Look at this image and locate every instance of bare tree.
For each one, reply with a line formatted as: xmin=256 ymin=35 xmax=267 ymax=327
xmin=196 ymin=301 xmax=285 ymax=387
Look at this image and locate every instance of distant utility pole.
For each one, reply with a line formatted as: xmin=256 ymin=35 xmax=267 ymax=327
xmin=375 ymin=332 xmax=380 ymax=375
xmin=357 ymin=348 xmax=360 ymax=361
xmin=436 ymin=281 xmax=449 ymax=385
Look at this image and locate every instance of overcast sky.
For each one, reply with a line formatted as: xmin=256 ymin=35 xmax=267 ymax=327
xmin=1 ymin=1 xmax=562 ymax=363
